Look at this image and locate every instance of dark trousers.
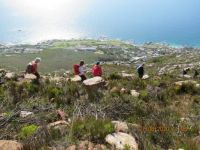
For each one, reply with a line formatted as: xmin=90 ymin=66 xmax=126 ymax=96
xmin=139 ymin=73 xmax=144 ymax=79
xmin=34 ymin=72 xmax=40 ymax=79
xmin=80 ymin=75 xmax=87 ymax=81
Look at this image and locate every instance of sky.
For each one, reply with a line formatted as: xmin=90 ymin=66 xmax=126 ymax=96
xmin=0 ymin=0 xmax=200 ymax=45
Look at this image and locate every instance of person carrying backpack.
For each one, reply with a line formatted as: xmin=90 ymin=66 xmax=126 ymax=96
xmin=26 ymin=57 xmax=41 ymax=79
xmin=92 ymin=61 xmax=102 ymax=77
xmin=73 ymin=60 xmax=87 ymax=81
xmin=137 ymin=63 xmax=144 ymax=78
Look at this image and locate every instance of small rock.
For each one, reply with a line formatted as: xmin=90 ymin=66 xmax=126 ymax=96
xmin=0 ymin=140 xmax=23 ymax=150
xmin=112 ymin=121 xmax=129 ymax=133
xmin=130 ymin=90 xmax=140 ymax=97
xmin=142 ymin=74 xmax=149 ymax=80
xmin=20 ymin=111 xmax=34 ymax=118
xmin=120 ymin=88 xmax=129 ymax=94
xmin=110 ymin=87 xmax=121 ymax=94
xmin=183 ymin=75 xmax=191 ymax=79
xmin=105 ymin=132 xmax=138 ymax=150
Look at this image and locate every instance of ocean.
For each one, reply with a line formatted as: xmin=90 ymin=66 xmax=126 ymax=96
xmin=0 ymin=0 xmax=200 ymax=46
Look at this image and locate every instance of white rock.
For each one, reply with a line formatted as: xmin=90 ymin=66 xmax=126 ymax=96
xmin=183 ymin=75 xmax=191 ymax=79
xmin=83 ymin=77 xmax=105 ymax=86
xmin=142 ymin=74 xmax=149 ymax=80
xmin=131 ymin=90 xmax=140 ymax=97
xmin=20 ymin=111 xmax=34 ymax=118
xmin=105 ymin=132 xmax=138 ymax=150
xmin=112 ymin=121 xmax=129 ymax=133
xmin=121 ymin=73 xmax=135 ymax=78
xmin=71 ymin=75 xmax=82 ymax=82
xmin=5 ymin=72 xmax=15 ymax=79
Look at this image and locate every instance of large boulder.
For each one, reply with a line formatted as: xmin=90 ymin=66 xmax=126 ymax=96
xmin=112 ymin=121 xmax=129 ymax=133
xmin=83 ymin=77 xmax=105 ymax=86
xmin=0 ymin=140 xmax=23 ymax=150
xmin=105 ymin=132 xmax=138 ymax=150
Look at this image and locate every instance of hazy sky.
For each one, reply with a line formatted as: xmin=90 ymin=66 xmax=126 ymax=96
xmin=0 ymin=0 xmax=200 ymax=44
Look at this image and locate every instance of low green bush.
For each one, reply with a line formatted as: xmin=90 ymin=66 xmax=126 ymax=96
xmin=108 ymin=73 xmax=122 ymax=80
xmin=71 ymin=117 xmax=114 ymax=143
xmin=177 ymin=83 xmax=200 ymax=95
xmin=19 ymin=124 xmax=38 ymax=140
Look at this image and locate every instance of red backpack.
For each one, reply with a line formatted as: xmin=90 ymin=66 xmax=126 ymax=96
xmin=73 ymin=64 xmax=80 ymax=75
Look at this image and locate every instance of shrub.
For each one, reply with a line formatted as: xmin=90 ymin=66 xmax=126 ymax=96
xmin=70 ymin=117 xmax=114 ymax=143
xmin=108 ymin=73 xmax=122 ymax=80
xmin=0 ymin=86 xmax=4 ymax=101
xmin=177 ymin=83 xmax=199 ymax=95
xmin=47 ymin=87 xmax=63 ymax=99
xmin=139 ymin=90 xmax=149 ymax=101
xmin=19 ymin=124 xmax=38 ymax=140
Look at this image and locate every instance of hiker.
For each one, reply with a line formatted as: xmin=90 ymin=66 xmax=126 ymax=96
xmin=26 ymin=57 xmax=41 ymax=79
xmin=137 ymin=64 xmax=144 ymax=78
xmin=92 ymin=61 xmax=102 ymax=77
xmin=182 ymin=68 xmax=190 ymax=75
xmin=193 ymin=69 xmax=199 ymax=78
xmin=78 ymin=60 xmax=87 ymax=81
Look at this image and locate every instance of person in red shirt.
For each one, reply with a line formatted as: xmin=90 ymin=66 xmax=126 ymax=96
xmin=26 ymin=57 xmax=41 ymax=79
xmin=92 ymin=61 xmax=102 ymax=77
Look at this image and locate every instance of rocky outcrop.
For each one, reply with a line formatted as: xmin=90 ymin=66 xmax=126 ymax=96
xmin=105 ymin=132 xmax=138 ymax=150
xmin=0 ymin=140 xmax=23 ymax=150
